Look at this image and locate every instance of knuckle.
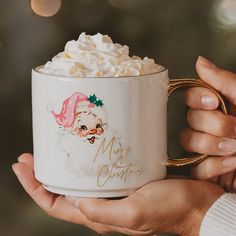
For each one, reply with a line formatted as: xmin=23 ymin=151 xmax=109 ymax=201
xmin=45 ymin=196 xmax=63 ymax=218
xmin=201 ymin=159 xmax=216 ymax=180
xmin=125 ymin=204 xmax=144 ymax=229
xmin=187 ymin=109 xmax=194 ymax=125
xmin=221 ymin=83 xmax=233 ymax=99
xmin=179 ymin=128 xmax=190 ymax=146
xmin=45 ymin=205 xmax=56 ymax=217
xmin=195 ymin=133 xmax=209 ymax=152
xmin=79 ymin=204 xmax=98 ymax=222
xmin=180 ymin=129 xmax=209 ymax=154
xmin=193 ymin=159 xmax=215 ymax=180
xmin=85 ymin=210 xmax=97 ymax=222
xmin=202 ymin=160 xmax=213 ymax=180
xmin=184 ymin=89 xmax=194 ymax=106
xmin=46 ymin=208 xmax=54 ymax=217
xmin=214 ymin=115 xmax=229 ymax=136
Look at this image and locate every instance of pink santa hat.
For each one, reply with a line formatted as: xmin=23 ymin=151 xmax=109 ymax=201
xmin=51 ymin=92 xmax=106 ymax=128
xmin=51 ymin=92 xmax=88 ymax=128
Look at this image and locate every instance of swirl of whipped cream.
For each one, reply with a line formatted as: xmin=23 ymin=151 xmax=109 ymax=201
xmin=39 ymin=33 xmax=164 ymax=77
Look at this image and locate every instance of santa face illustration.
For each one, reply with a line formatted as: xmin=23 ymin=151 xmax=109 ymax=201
xmin=50 ymin=92 xmax=123 ymax=178
xmin=51 ymin=92 xmax=107 ymax=144
xmin=49 ymin=91 xmax=141 ymax=182
xmin=71 ymin=111 xmax=105 ymax=144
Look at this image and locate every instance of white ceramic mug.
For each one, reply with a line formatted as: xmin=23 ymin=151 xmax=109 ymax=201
xmin=32 ymin=68 xmax=227 ymax=197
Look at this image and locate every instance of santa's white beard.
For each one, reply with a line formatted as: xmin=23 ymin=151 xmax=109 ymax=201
xmin=57 ymin=130 xmax=122 ymax=178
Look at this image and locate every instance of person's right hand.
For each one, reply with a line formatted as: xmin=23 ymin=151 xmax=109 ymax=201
xmin=13 ymin=153 xmax=224 ymax=236
xmin=180 ymin=56 xmax=236 ymax=192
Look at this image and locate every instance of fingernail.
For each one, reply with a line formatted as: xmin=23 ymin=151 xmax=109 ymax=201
xmin=201 ymin=94 xmax=218 ymax=108
xmin=219 ymin=139 xmax=236 ymax=155
xmin=17 ymin=154 xmax=24 ymax=162
xmin=65 ymin=196 xmax=80 ymax=207
xmin=12 ymin=163 xmax=17 ymax=169
xmin=223 ymin=157 xmax=236 ymax=167
xmin=12 ymin=163 xmax=19 ymax=175
xmin=198 ymin=56 xmax=216 ymax=69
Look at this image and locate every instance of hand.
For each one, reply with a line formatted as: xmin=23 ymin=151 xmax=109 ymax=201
xmin=180 ymin=56 xmax=236 ymax=192
xmin=13 ymin=153 xmax=224 ymax=236
xmin=12 ymin=154 xmax=112 ymax=234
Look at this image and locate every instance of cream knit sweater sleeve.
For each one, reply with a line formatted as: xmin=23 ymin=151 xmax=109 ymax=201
xmin=200 ymin=194 xmax=236 ymax=236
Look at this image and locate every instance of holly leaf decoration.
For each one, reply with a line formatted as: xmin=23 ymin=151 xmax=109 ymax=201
xmin=95 ymin=99 xmax=104 ymax=107
xmin=88 ymin=94 xmax=97 ymax=103
xmin=88 ymin=94 xmax=104 ymax=107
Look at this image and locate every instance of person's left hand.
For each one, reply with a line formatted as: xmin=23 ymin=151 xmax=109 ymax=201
xmin=180 ymin=57 xmax=236 ymax=192
xmin=13 ymin=153 xmax=224 ymax=236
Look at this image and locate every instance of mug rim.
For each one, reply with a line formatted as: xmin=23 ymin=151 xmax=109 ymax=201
xmin=33 ymin=65 xmax=168 ymax=80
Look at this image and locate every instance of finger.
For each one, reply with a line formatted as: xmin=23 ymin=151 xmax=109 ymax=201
xmin=184 ymin=87 xmax=219 ymax=110
xmin=11 ymin=162 xmax=112 ymax=233
xmin=12 ymin=162 xmax=78 ymax=220
xmin=17 ymin=153 xmax=34 ymax=168
xmin=180 ymin=128 xmax=236 ymax=156
xmin=12 ymin=158 xmax=147 ymax=235
xmin=12 ymin=162 xmax=52 ymax=212
xmin=192 ymin=156 xmax=236 ymax=180
xmin=196 ymin=56 xmax=236 ymax=106
xmin=187 ymin=109 xmax=236 ymax=138
xmin=79 ymin=196 xmax=144 ymax=229
xmin=218 ymin=172 xmax=235 ymax=193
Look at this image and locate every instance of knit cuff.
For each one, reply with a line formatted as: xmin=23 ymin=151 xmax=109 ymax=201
xmin=200 ymin=193 xmax=236 ymax=236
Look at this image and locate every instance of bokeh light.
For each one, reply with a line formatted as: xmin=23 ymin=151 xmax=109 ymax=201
xmin=31 ymin=0 xmax=62 ymax=17
xmin=214 ymin=0 xmax=236 ymax=28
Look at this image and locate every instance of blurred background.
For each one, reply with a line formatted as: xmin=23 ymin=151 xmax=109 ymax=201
xmin=1 ymin=0 xmax=236 ymax=235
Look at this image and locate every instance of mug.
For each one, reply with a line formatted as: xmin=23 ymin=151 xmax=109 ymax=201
xmin=32 ymin=68 xmax=227 ymax=197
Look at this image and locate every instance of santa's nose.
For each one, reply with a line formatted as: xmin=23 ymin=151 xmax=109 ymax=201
xmin=89 ymin=129 xmax=97 ymax=135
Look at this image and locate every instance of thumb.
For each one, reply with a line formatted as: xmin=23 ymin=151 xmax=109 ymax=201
xmin=196 ymin=56 xmax=236 ymax=106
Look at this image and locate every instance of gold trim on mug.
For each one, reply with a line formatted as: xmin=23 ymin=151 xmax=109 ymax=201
xmin=166 ymin=78 xmax=228 ymax=167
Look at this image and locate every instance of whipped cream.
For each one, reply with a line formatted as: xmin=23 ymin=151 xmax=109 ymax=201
xmin=39 ymin=33 xmax=164 ymax=77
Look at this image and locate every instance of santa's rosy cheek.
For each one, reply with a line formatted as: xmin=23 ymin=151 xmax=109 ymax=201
xmin=74 ymin=128 xmax=80 ymax=135
xmin=73 ymin=128 xmax=88 ymax=137
xmin=80 ymin=130 xmax=89 ymax=137
xmin=96 ymin=128 xmax=104 ymax=135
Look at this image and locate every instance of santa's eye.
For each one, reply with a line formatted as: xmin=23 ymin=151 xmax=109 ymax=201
xmin=80 ymin=125 xmax=87 ymax=130
xmin=96 ymin=124 xmax=102 ymax=129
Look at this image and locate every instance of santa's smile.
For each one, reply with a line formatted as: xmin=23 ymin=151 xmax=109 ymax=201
xmin=87 ymin=136 xmax=96 ymax=144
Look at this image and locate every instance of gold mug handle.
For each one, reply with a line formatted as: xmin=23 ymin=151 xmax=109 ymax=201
xmin=166 ymin=78 xmax=228 ymax=167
